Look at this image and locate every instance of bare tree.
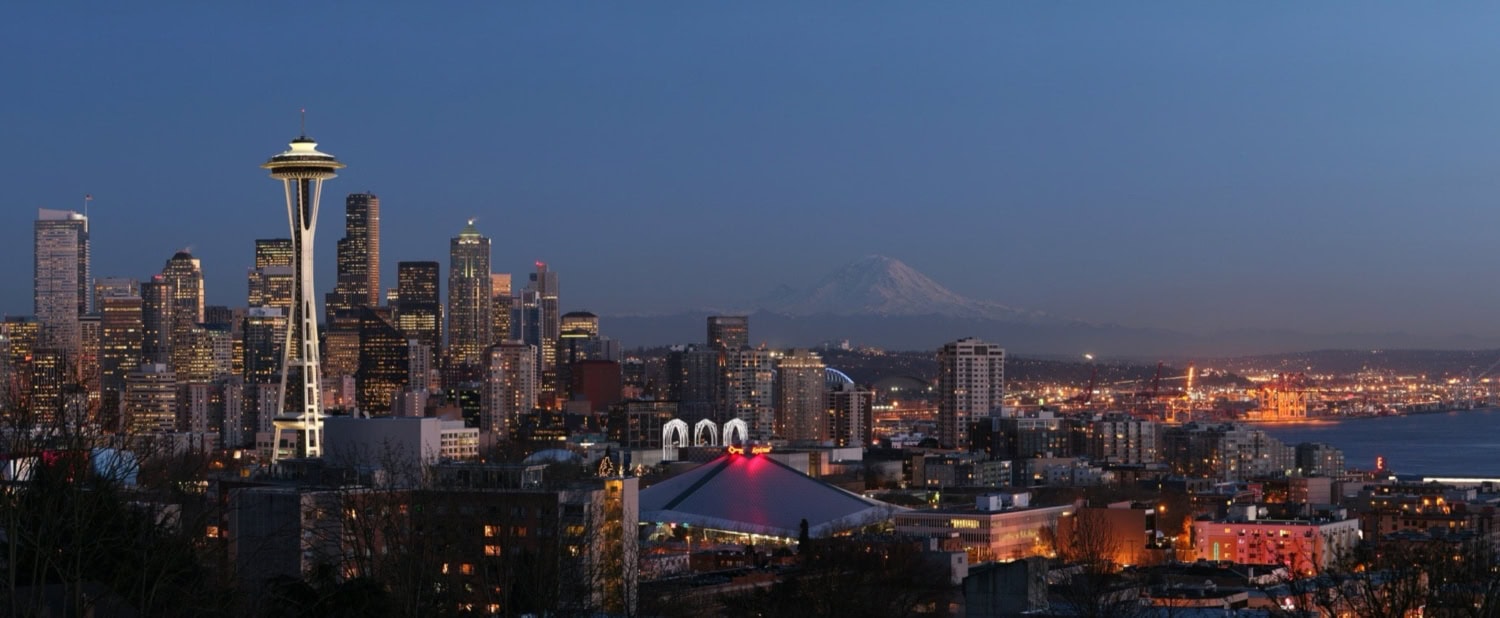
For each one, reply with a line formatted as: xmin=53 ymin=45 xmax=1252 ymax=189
xmin=718 ymin=537 xmax=954 ymax=618
xmin=0 ymin=355 xmax=236 ymax=616
xmin=1048 ymin=508 xmax=1148 ymax=618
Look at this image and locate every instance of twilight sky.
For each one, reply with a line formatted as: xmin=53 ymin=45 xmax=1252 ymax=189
xmin=5 ymin=3 xmax=1500 ymax=338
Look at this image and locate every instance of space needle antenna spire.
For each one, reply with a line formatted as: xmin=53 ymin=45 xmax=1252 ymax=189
xmin=261 ymin=112 xmax=344 ymax=461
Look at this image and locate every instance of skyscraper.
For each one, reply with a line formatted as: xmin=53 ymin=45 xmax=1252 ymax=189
xmin=556 ymin=311 xmax=601 ymax=399
xmin=162 ymin=251 xmax=205 ymax=373
xmin=512 ymin=287 xmax=539 ymax=358
xmin=27 ymin=349 xmax=73 ymax=427
xmin=491 ymin=273 xmax=512 ymax=342
xmin=99 ymin=294 xmax=144 ymax=426
xmin=320 ymin=309 xmax=362 ymax=386
xmin=141 ymin=276 xmax=175 ymax=366
xmin=560 ymin=311 xmax=599 ymax=338
xmin=775 ymin=349 xmax=827 ymax=443
xmin=395 ymin=261 xmax=442 ymax=352
xmin=356 ymin=306 xmax=407 ymax=416
xmin=666 ymin=344 xmax=719 ymax=421
xmin=707 ymin=315 xmax=749 ymax=350
xmin=262 ymin=129 xmax=344 ymax=460
xmin=325 ymin=193 xmax=380 ymax=322
xmin=530 ymin=262 xmax=560 ymax=373
xmin=247 ymin=238 xmax=294 ymax=309
xmin=241 ymin=307 xmax=286 ymax=386
xmin=77 ymin=314 xmax=101 ymax=413
xmin=161 ymin=251 xmax=205 ymax=325
xmin=34 ymin=208 xmax=89 ymax=354
xmin=937 ymin=337 xmax=1006 ymax=450
xmin=177 ymin=324 xmax=233 ymax=384
xmin=94 ymin=277 xmax=140 ymax=303
xmin=447 ymin=221 xmax=492 ymax=368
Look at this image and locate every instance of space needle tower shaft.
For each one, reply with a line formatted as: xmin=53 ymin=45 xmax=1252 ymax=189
xmin=261 ymin=120 xmax=344 ymax=461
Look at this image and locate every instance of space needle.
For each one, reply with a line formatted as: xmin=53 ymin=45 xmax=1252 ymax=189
xmin=262 ymin=116 xmax=344 ymax=461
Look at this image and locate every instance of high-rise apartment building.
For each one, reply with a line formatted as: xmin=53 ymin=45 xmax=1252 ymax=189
xmin=395 ymin=261 xmax=442 ymax=352
xmin=447 ymin=221 xmax=492 ymax=368
xmin=34 ymin=209 xmax=90 ymax=354
xmin=407 ymin=339 xmax=434 ymax=393
xmin=720 ymin=348 xmax=775 ymax=441
xmin=775 ymin=349 xmax=827 ymax=442
xmin=827 ymin=382 xmax=874 ymax=448
xmin=325 ymin=193 xmax=380 ymax=322
xmin=123 ymin=363 xmax=177 ymax=434
xmin=1084 ymin=415 xmax=1161 ymax=466
xmin=707 ymin=315 xmax=749 ymax=350
xmin=481 ymin=342 xmax=536 ymax=439
xmin=1161 ymin=422 xmax=1294 ymax=481
xmin=937 ymin=337 xmax=1006 ymax=450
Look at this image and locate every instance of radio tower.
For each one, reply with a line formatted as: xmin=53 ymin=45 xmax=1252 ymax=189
xmin=262 ymin=113 xmax=344 ymax=461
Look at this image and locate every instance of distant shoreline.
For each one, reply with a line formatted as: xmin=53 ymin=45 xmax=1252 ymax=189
xmin=1244 ymin=406 xmax=1494 ymax=425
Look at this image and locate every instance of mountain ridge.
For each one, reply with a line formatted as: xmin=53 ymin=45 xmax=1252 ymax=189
xmin=753 ymin=254 xmax=1048 ymax=321
xmin=595 ymin=256 xmax=1500 ymax=355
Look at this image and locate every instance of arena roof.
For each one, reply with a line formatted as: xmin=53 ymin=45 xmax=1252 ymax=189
xmin=639 ymin=451 xmax=904 ymax=538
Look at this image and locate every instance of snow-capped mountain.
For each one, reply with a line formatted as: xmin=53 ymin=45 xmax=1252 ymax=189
xmin=756 ymin=255 xmax=1045 ymax=321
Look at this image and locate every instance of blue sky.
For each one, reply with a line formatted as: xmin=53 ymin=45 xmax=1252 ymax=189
xmin=5 ymin=4 xmax=1500 ymax=337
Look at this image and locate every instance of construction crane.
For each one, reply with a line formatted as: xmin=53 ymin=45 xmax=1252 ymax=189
xmin=1066 ymin=365 xmax=1099 ymax=405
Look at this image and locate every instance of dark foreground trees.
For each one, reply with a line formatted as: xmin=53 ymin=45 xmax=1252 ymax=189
xmin=0 ymin=440 xmax=236 ymax=616
xmin=717 ymin=537 xmax=955 ymax=618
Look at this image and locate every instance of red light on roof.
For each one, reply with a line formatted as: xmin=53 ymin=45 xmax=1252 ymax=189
xmin=726 ymin=444 xmax=773 ymax=456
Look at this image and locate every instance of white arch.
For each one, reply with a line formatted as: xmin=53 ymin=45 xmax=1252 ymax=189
xmin=693 ymin=418 xmax=719 ymax=447
xmin=722 ymin=418 xmax=749 ymax=446
xmin=663 ymin=419 xmax=689 ymax=460
xmin=825 ymin=367 xmax=855 ymax=386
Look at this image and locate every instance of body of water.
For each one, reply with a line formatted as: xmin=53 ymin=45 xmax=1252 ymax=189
xmin=1260 ymin=408 xmax=1500 ymax=477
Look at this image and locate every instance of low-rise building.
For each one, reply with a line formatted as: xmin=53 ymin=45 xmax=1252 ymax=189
xmin=894 ymin=492 xmax=1073 ymax=563
xmin=1190 ymin=506 xmax=1360 ymax=574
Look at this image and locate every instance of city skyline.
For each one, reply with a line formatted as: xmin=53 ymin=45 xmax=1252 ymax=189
xmin=10 ymin=5 xmax=1500 ymax=342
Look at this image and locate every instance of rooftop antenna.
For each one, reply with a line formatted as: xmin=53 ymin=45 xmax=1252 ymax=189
xmin=300 ymin=108 xmax=307 ymax=137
